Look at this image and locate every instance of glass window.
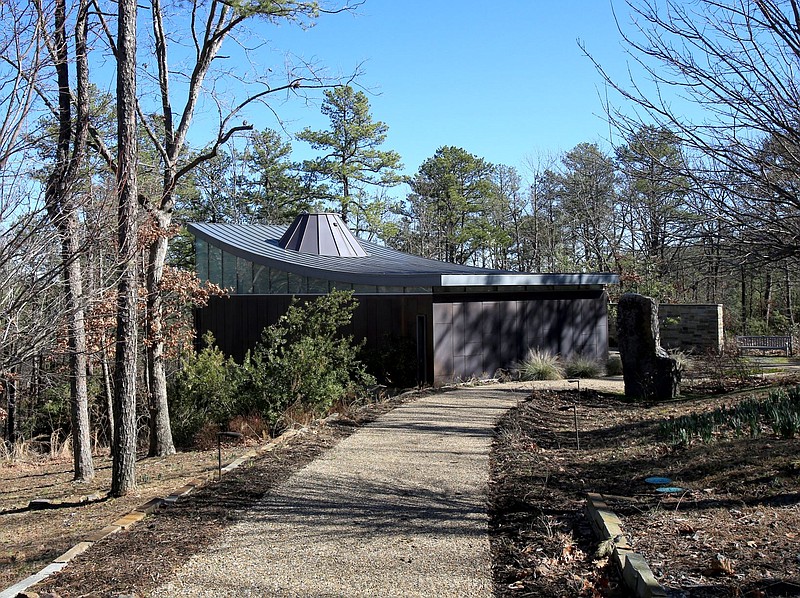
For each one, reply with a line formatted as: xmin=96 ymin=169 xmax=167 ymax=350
xmin=222 ymin=250 xmax=237 ymax=291
xmin=353 ymin=284 xmax=378 ymax=293
xmin=287 ymin=272 xmax=304 ymax=294
xmin=330 ymin=281 xmax=353 ymax=292
xmin=208 ymin=245 xmax=222 ymax=286
xmin=253 ymin=265 xmax=270 ymax=294
xmin=195 ymin=238 xmax=209 ymax=281
xmin=270 ymin=268 xmax=289 ymax=293
xmin=307 ymin=277 xmax=328 ymax=293
xmin=237 ymin=257 xmax=253 ymax=294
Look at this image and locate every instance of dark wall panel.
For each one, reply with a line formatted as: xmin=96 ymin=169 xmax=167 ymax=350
xmin=430 ymin=291 xmax=609 ymax=385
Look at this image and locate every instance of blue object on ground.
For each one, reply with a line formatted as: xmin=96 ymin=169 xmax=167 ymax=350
xmin=644 ymin=476 xmax=672 ymax=485
xmin=655 ymin=486 xmax=685 ymax=494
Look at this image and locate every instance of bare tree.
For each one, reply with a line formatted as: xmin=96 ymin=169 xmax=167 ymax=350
xmin=587 ymin=0 xmax=800 ymax=264
xmin=36 ymin=0 xmax=95 ymax=481
xmin=132 ymin=0 xmax=359 ymax=456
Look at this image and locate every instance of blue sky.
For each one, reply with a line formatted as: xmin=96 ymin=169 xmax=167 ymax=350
xmin=248 ymin=1 xmax=637 ymax=178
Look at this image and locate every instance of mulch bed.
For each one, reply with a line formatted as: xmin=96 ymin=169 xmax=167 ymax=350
xmin=489 ymin=387 xmax=800 ymax=597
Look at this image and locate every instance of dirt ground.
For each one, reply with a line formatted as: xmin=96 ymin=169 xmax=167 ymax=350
xmin=489 ymin=377 xmax=800 ymax=597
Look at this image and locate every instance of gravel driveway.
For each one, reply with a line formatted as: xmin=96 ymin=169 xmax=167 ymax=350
xmin=155 ymin=385 xmax=524 ymax=597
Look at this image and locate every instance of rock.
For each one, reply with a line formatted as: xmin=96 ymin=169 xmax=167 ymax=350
xmin=617 ymin=293 xmax=681 ymax=400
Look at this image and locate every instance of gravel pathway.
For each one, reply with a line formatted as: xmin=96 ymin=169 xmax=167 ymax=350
xmin=155 ymin=385 xmax=524 ymax=597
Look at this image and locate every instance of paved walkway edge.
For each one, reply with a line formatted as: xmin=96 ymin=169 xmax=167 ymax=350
xmin=0 ymin=430 xmax=302 ymax=598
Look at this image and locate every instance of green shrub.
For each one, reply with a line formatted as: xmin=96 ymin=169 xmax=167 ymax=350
xmin=168 ymin=333 xmax=240 ymax=447
xmin=564 ymin=355 xmax=603 ymax=378
xmin=238 ymin=291 xmax=375 ymax=433
xmin=516 ymin=348 xmax=564 ymax=381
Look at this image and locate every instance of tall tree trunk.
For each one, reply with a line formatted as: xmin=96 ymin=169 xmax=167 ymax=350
xmin=62 ymin=214 xmax=94 ymax=480
xmin=146 ymin=224 xmax=175 ymax=456
xmin=46 ymin=0 xmax=94 ymax=482
xmin=741 ymin=264 xmax=747 ymax=334
xmin=111 ymin=0 xmax=139 ymax=497
xmin=765 ymin=270 xmax=773 ymax=332
xmin=5 ymin=371 xmax=17 ymax=447
xmin=101 ymin=341 xmax=114 ymax=447
xmin=786 ymin=262 xmax=795 ymax=329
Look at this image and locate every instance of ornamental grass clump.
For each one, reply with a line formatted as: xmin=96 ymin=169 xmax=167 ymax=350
xmin=516 ymin=348 xmax=564 ymax=381
xmin=564 ymin=355 xmax=604 ymax=378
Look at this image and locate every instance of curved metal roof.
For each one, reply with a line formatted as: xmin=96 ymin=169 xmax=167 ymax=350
xmin=188 ymin=221 xmax=619 ymax=288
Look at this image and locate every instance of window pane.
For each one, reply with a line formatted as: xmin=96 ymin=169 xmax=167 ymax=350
xmin=307 ymin=277 xmax=328 ymax=293
xmin=195 ymin=238 xmax=209 ymax=281
xmin=377 ymin=286 xmax=404 ymax=294
xmin=330 ymin=281 xmax=353 ymax=292
xmin=353 ymin=284 xmax=378 ymax=293
xmin=222 ymin=250 xmax=237 ymax=291
xmin=287 ymin=272 xmax=304 ymax=294
xmin=237 ymin=257 xmax=253 ymax=294
xmin=270 ymin=269 xmax=288 ymax=293
xmin=208 ymin=245 xmax=222 ymax=286
xmin=253 ymin=265 xmax=270 ymax=294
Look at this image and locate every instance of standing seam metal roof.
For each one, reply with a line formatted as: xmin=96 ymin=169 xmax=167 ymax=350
xmin=188 ymin=222 xmax=619 ymax=288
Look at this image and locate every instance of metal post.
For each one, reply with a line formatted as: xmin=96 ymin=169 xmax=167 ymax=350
xmin=217 ymin=431 xmax=243 ymax=479
xmin=568 ymin=379 xmax=580 ymax=450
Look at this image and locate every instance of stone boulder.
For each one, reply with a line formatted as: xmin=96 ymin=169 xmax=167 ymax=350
xmin=617 ymin=293 xmax=681 ymax=400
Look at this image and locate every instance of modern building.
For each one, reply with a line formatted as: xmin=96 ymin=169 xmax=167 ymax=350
xmin=189 ymin=213 xmax=618 ymax=386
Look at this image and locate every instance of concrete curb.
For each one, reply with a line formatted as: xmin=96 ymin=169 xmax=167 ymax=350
xmin=0 ymin=430 xmax=302 ymax=598
xmin=586 ymin=492 xmax=667 ymax=598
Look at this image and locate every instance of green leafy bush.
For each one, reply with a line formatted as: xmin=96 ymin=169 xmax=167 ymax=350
xmin=238 ymin=291 xmax=375 ymax=433
xmin=168 ymin=333 xmax=240 ymax=447
xmin=564 ymin=355 xmax=604 ymax=378
xmin=516 ymin=348 xmax=564 ymax=381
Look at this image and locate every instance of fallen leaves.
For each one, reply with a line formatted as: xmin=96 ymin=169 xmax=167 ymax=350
xmin=704 ymin=553 xmax=735 ymax=576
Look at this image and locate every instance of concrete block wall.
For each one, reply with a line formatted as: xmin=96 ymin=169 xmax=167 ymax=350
xmin=658 ymin=303 xmax=724 ymax=353
xmin=609 ymin=303 xmax=724 ymax=354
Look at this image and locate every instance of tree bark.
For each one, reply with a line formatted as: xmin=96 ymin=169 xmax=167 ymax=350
xmin=146 ymin=222 xmax=175 ymax=456
xmin=5 ymin=371 xmax=17 ymax=446
xmin=101 ymin=342 xmax=114 ymax=447
xmin=765 ymin=270 xmax=773 ymax=331
xmin=111 ymin=0 xmax=139 ymax=497
xmin=62 ymin=213 xmax=94 ymax=480
xmin=786 ymin=262 xmax=795 ymax=329
xmin=45 ymin=0 xmax=94 ymax=482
